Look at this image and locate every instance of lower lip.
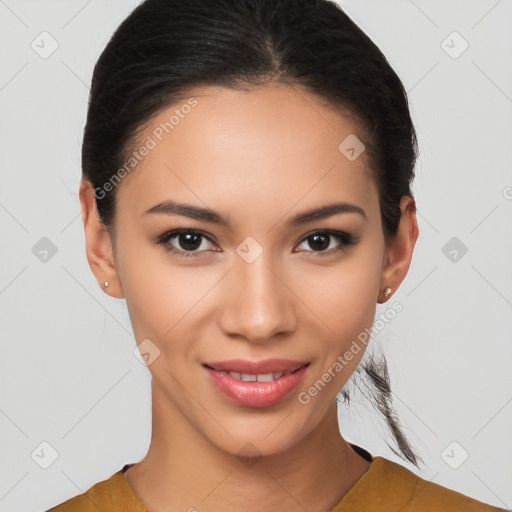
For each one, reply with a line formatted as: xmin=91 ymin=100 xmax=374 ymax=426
xmin=204 ymin=364 xmax=310 ymax=408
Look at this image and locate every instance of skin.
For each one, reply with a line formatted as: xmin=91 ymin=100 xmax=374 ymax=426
xmin=80 ymin=82 xmax=418 ymax=512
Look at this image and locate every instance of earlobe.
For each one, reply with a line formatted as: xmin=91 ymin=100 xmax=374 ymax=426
xmin=378 ymin=195 xmax=419 ymax=302
xmin=377 ymin=287 xmax=393 ymax=304
xmin=79 ymin=178 xmax=124 ymax=299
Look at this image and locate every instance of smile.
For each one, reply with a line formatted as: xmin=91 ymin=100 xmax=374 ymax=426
xmin=202 ymin=359 xmax=311 ymax=408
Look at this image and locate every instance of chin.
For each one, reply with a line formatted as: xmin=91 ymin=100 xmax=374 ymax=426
xmin=196 ymin=408 xmax=318 ymax=462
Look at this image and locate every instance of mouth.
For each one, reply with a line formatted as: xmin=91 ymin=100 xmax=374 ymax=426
xmin=202 ymin=359 xmax=311 ymax=408
xmin=202 ymin=359 xmax=310 ymax=382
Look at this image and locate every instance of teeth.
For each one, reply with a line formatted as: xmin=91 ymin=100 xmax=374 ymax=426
xmin=220 ymin=370 xmax=287 ymax=381
xmin=256 ymin=373 xmax=274 ymax=382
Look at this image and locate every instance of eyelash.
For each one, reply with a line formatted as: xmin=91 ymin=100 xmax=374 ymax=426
xmin=155 ymin=229 xmax=359 ymax=259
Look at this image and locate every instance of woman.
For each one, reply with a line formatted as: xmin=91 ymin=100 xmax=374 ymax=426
xmin=47 ymin=0 xmax=506 ymax=510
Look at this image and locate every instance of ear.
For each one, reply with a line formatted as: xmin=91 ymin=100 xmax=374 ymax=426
xmin=377 ymin=195 xmax=419 ymax=303
xmin=79 ymin=177 xmax=124 ymax=298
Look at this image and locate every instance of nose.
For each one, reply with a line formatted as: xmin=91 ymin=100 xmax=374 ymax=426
xmin=218 ymin=253 xmax=297 ymax=344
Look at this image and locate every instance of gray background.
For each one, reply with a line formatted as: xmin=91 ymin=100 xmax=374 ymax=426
xmin=0 ymin=0 xmax=511 ymax=510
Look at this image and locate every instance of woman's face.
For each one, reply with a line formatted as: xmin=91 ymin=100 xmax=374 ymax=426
xmin=101 ymin=83 xmax=392 ymax=456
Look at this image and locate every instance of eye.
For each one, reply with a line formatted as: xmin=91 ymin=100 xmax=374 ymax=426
xmin=156 ymin=229 xmax=359 ymax=259
xmin=156 ymin=229 xmax=218 ymax=257
xmin=295 ymin=230 xmax=359 ymax=257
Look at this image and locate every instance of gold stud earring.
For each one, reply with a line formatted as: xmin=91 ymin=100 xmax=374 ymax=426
xmin=383 ymin=287 xmax=392 ymax=300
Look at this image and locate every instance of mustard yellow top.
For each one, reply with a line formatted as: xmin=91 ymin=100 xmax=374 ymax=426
xmin=46 ymin=446 xmax=507 ymax=511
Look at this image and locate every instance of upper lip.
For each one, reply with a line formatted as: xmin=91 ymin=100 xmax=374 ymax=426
xmin=203 ymin=359 xmax=310 ymax=375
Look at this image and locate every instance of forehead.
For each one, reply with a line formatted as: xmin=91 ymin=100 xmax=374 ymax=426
xmin=115 ymin=83 xmax=379 ymax=226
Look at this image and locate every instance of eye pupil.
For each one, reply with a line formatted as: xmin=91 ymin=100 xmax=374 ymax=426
xmin=179 ymin=233 xmax=201 ymax=251
xmin=308 ymin=234 xmax=329 ymax=252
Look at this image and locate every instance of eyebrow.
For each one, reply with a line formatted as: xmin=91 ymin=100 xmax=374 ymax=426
xmin=142 ymin=200 xmax=367 ymax=226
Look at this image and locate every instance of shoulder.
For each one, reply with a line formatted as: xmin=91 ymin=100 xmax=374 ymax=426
xmin=336 ymin=456 xmax=509 ymax=512
xmin=389 ymin=459 xmax=506 ymax=511
xmin=374 ymin=457 xmax=508 ymax=511
xmin=46 ymin=468 xmax=147 ymax=512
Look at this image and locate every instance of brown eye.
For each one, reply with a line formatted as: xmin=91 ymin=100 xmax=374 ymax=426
xmin=305 ymin=233 xmax=331 ymax=252
xmin=157 ymin=230 xmax=216 ymax=257
xmin=296 ymin=230 xmax=358 ymax=257
xmin=174 ymin=232 xmax=203 ymax=251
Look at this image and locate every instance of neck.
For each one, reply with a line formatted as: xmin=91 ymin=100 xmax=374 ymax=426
xmin=124 ymin=379 xmax=371 ymax=512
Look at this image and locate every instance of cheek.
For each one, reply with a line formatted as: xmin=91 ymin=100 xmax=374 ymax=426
xmin=117 ymin=242 xmax=217 ymax=344
xmin=297 ymin=255 xmax=381 ymax=340
xmin=295 ymin=269 xmax=379 ymax=404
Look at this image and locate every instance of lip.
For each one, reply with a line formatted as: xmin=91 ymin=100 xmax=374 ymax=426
xmin=203 ymin=359 xmax=310 ymax=408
